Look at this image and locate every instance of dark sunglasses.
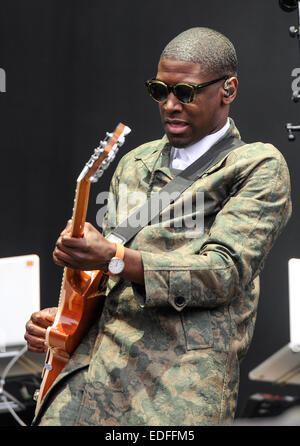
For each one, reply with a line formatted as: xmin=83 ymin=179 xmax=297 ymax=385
xmin=145 ymin=76 xmax=228 ymax=104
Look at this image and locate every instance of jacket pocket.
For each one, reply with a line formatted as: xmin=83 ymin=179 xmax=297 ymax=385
xmin=180 ymin=309 xmax=213 ymax=350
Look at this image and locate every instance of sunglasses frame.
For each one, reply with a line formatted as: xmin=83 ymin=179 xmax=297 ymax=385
xmin=145 ymin=75 xmax=228 ymax=104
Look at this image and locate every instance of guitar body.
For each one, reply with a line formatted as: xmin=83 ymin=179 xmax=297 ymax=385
xmin=34 ymin=123 xmax=131 ymax=415
xmin=35 ymin=268 xmax=107 ymax=412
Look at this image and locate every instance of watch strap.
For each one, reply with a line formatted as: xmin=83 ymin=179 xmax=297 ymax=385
xmin=114 ymin=242 xmax=125 ymax=260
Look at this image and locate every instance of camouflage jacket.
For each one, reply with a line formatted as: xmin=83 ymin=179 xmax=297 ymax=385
xmin=36 ymin=119 xmax=292 ymax=426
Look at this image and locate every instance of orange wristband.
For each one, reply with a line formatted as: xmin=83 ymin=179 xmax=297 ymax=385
xmin=114 ymin=242 xmax=125 ymax=260
xmin=105 ymin=243 xmax=125 ymax=276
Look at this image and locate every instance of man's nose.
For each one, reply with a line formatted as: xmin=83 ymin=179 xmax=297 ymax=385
xmin=162 ymin=92 xmax=183 ymax=112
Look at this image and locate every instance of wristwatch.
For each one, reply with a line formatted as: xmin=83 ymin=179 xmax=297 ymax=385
xmin=107 ymin=243 xmax=125 ymax=275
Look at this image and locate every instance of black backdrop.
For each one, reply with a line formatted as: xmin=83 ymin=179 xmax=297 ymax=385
xmin=1 ymin=0 xmax=300 ymax=419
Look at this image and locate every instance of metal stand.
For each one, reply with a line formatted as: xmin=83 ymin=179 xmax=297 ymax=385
xmin=0 ymin=385 xmax=25 ymax=414
xmin=0 ymin=347 xmax=27 ymax=425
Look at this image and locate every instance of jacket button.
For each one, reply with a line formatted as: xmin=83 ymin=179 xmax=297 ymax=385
xmin=174 ymin=296 xmax=186 ymax=307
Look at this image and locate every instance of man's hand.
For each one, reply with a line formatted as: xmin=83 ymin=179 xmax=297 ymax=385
xmin=24 ymin=307 xmax=57 ymax=353
xmin=53 ymin=220 xmax=145 ymax=285
xmin=53 ymin=220 xmax=116 ymax=271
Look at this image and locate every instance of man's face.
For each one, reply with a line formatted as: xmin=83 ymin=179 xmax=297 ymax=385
xmin=156 ymin=59 xmax=229 ymax=148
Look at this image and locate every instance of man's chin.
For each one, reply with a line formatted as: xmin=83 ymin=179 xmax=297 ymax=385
xmin=166 ymin=133 xmax=190 ymax=148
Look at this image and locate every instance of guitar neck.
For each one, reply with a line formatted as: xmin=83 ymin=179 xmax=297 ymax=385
xmin=70 ymin=178 xmax=91 ymax=238
xmin=64 ymin=123 xmax=131 ymax=239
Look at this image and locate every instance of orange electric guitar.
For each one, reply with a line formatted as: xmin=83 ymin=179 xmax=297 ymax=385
xmin=34 ymin=123 xmax=131 ymax=414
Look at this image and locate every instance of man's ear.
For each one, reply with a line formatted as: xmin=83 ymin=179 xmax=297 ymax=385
xmin=223 ymin=77 xmax=238 ymax=104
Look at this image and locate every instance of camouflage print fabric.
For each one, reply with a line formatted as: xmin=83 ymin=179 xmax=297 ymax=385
xmin=34 ymin=118 xmax=292 ymax=426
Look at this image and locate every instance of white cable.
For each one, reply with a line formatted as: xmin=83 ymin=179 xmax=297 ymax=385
xmin=0 ymin=345 xmax=28 ymax=426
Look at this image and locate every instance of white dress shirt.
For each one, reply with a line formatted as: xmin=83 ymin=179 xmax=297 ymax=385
xmin=169 ymin=118 xmax=230 ymax=170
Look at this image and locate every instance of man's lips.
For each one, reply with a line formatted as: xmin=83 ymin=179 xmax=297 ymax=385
xmin=165 ymin=119 xmax=189 ymax=134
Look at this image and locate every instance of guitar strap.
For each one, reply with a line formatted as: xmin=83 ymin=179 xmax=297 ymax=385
xmin=105 ymin=135 xmax=246 ymax=246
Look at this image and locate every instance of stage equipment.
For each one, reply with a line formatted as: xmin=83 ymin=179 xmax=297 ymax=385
xmin=242 ymin=393 xmax=300 ymax=419
xmin=0 ymin=254 xmax=41 ymax=425
xmin=249 ymin=259 xmax=300 ymax=386
xmin=279 ymin=1 xmax=300 ymax=139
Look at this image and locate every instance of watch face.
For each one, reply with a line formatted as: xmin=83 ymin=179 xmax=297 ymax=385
xmin=108 ymin=257 xmax=125 ymax=275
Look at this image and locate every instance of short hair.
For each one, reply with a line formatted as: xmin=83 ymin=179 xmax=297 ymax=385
xmin=160 ymin=27 xmax=237 ymax=77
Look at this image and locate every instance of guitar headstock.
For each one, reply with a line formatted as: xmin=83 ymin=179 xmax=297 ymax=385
xmin=77 ymin=123 xmax=131 ymax=183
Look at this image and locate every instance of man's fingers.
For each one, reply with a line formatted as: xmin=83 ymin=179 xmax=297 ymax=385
xmin=26 ymin=321 xmax=45 ymax=337
xmin=53 ymin=245 xmax=80 ymax=269
xmin=60 ymin=235 xmax=85 ymax=248
xmin=56 ymin=234 xmax=87 ymax=256
xmin=31 ymin=309 xmax=55 ymax=329
xmin=24 ymin=332 xmax=47 ymax=353
xmin=24 ymin=321 xmax=47 ymax=353
xmin=24 ymin=308 xmax=57 ymax=353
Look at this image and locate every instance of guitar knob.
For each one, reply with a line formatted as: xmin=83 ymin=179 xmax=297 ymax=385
xmin=33 ymin=389 xmax=40 ymax=401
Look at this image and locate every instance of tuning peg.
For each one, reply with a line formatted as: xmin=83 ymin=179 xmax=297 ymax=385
xmin=123 ymin=126 xmax=131 ymax=136
xmin=91 ymin=153 xmax=99 ymax=161
xmin=107 ymin=152 xmax=116 ymax=162
xmin=99 ymin=140 xmax=107 ymax=148
xmin=117 ymin=136 xmax=126 ymax=147
xmin=94 ymin=146 xmax=104 ymax=156
xmin=90 ymin=166 xmax=105 ymax=182
xmin=101 ymin=159 xmax=110 ymax=170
